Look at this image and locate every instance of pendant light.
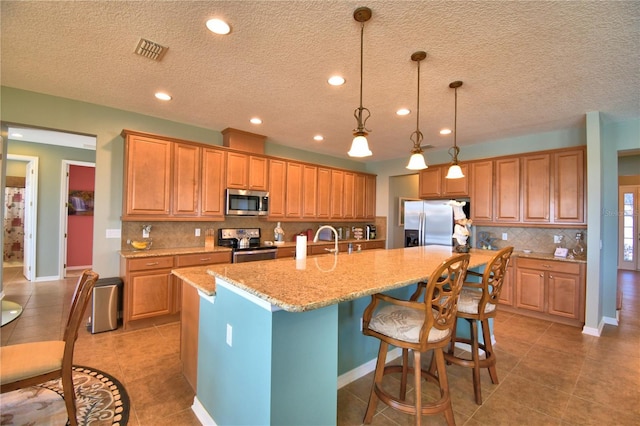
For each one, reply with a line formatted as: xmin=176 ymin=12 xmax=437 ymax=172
xmin=406 ymin=51 xmax=428 ymax=170
xmin=445 ymin=80 xmax=465 ymax=179
xmin=348 ymin=7 xmax=373 ymax=158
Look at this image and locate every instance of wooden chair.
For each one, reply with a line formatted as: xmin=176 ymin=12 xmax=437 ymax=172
xmin=362 ymin=253 xmax=470 ymax=426
xmin=1 ymin=269 xmax=99 ymax=426
xmin=444 ymin=246 xmax=513 ymax=405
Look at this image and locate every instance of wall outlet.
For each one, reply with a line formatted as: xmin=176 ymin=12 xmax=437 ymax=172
xmin=554 ymin=235 xmax=562 ymax=244
xmin=226 ymin=324 xmax=233 ymax=347
xmin=195 ymin=228 xmax=201 ymax=237
xmin=502 ymin=233 xmax=508 ymax=241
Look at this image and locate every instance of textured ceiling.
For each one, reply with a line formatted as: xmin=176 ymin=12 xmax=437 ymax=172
xmin=1 ymin=1 xmax=639 ymax=162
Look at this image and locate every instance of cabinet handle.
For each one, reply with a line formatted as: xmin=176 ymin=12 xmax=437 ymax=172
xmin=200 ymin=258 xmax=212 ymax=262
xmin=145 ymin=262 xmax=159 ymax=266
xmin=543 ymin=264 xmax=551 ymax=268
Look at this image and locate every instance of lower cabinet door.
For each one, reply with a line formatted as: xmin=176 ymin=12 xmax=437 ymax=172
xmin=515 ymin=268 xmax=545 ymax=312
xmin=128 ymin=270 xmax=173 ymax=320
xmin=547 ymin=272 xmax=581 ymax=320
xmin=498 ymin=265 xmax=515 ymax=306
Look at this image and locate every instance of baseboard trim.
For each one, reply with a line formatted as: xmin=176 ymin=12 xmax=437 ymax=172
xmin=192 ymin=396 xmax=217 ymax=426
xmin=582 ymin=317 xmax=606 ymax=337
xmin=337 ymin=347 xmax=402 ymax=389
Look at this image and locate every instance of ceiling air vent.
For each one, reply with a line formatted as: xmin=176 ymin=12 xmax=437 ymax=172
xmin=134 ymin=38 xmax=168 ymax=61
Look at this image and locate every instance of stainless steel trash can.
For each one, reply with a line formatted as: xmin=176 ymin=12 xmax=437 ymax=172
xmin=90 ymin=277 xmax=123 ymax=333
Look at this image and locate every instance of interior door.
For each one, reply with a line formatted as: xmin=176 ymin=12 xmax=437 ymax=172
xmin=22 ymin=159 xmax=36 ymax=281
xmin=619 ymin=186 xmax=639 ymax=271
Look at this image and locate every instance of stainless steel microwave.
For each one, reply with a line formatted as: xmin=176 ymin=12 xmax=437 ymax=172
xmin=226 ymin=189 xmax=269 ymax=216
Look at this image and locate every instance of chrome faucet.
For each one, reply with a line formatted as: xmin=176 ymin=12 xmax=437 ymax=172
xmin=313 ymin=225 xmax=339 ymax=254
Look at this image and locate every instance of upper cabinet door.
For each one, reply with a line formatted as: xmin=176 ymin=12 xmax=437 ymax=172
xmin=124 ymin=134 xmax=172 ymax=217
xmin=522 ymin=154 xmax=551 ymax=223
xmin=248 ymin=156 xmax=268 ymax=191
xmin=354 ymin=174 xmax=366 ymax=219
xmin=285 ymin=162 xmax=303 ymax=218
xmin=442 ymin=164 xmax=469 ymax=197
xmin=302 ymin=165 xmax=318 ymax=219
xmin=554 ymin=149 xmax=585 ymax=224
xmin=317 ymin=167 xmax=331 ymax=219
xmin=200 ymin=148 xmax=225 ymax=218
xmin=494 ymin=158 xmax=520 ymax=222
xmin=330 ymin=170 xmax=344 ymax=218
xmin=469 ymin=160 xmax=493 ymax=222
xmin=268 ymin=159 xmax=286 ymax=218
xmin=172 ymin=143 xmax=201 ymax=216
xmin=343 ymin=172 xmax=355 ymax=219
xmin=365 ymin=174 xmax=376 ymax=219
xmin=419 ymin=168 xmax=443 ymax=199
xmin=226 ymin=152 xmax=248 ymax=189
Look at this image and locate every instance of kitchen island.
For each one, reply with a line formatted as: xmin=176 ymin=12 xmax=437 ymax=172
xmin=176 ymin=246 xmax=495 ymax=425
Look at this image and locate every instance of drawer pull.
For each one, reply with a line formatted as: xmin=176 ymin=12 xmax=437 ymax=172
xmin=145 ymin=262 xmax=159 ymax=266
xmin=200 ymin=258 xmax=212 ymax=262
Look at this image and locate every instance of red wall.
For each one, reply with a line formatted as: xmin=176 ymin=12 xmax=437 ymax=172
xmin=67 ymin=165 xmax=94 ymax=268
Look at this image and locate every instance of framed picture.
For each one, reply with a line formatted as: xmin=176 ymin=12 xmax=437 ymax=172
xmin=68 ymin=190 xmax=94 ymax=215
xmin=398 ymin=197 xmax=420 ymax=226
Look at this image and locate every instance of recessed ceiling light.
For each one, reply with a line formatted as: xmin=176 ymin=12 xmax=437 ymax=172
xmin=440 ymin=128 xmax=452 ymax=135
xmin=328 ymin=76 xmax=345 ymax=86
xmin=314 ymin=135 xmax=324 ymax=141
xmin=396 ymin=108 xmax=410 ymax=116
xmin=250 ymin=117 xmax=262 ymax=124
xmin=206 ymin=18 xmax=231 ymax=35
xmin=155 ymin=92 xmax=172 ymax=101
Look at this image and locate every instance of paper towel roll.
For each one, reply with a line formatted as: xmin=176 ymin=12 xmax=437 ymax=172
xmin=296 ymin=235 xmax=307 ymax=259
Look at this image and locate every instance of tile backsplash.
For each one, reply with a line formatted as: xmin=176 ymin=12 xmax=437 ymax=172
xmin=121 ymin=217 xmax=387 ymax=250
xmin=474 ymin=226 xmax=587 ymax=254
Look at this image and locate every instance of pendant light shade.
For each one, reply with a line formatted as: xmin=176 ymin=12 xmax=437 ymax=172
xmin=348 ymin=7 xmax=373 ymax=158
xmin=405 ymin=51 xmax=428 ymax=170
xmin=446 ymin=80 xmax=465 ymax=179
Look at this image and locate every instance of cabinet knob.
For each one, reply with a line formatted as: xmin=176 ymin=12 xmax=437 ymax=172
xmin=549 ymin=275 xmax=554 ymax=279
xmin=539 ymin=274 xmax=544 ymax=277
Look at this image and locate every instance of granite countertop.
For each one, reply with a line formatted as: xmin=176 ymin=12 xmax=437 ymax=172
xmin=512 ymin=250 xmax=586 ymax=264
xmin=119 ymin=246 xmax=232 ymax=259
xmin=271 ymin=238 xmax=385 ymax=248
xmin=178 ymin=246 xmax=495 ymax=312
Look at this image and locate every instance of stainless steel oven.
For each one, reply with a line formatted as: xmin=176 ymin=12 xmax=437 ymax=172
xmin=218 ymin=228 xmax=278 ymax=263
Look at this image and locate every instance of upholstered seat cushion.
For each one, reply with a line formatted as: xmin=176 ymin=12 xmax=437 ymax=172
xmin=368 ymin=305 xmax=450 ymax=343
xmin=0 ymin=341 xmax=65 ymax=384
xmin=457 ymin=288 xmax=496 ymax=314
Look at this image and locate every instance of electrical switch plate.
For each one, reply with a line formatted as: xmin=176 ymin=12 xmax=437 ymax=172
xmin=142 ymin=229 xmax=150 ymax=238
xmin=554 ymin=235 xmax=561 ymax=244
xmin=502 ymin=233 xmax=508 ymax=241
xmin=226 ymin=324 xmax=232 ymax=347
xmin=360 ymin=318 xmax=363 ymax=332
xmin=195 ymin=228 xmax=201 ymax=237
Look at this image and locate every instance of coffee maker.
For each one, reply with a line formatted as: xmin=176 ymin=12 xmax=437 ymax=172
xmin=365 ymin=224 xmax=377 ymax=240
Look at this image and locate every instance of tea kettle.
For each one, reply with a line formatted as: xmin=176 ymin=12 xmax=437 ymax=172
xmin=238 ymin=236 xmax=251 ymax=249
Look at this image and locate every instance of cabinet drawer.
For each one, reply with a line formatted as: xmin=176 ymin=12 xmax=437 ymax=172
xmin=516 ymin=258 xmax=580 ymax=275
xmin=128 ymin=256 xmax=175 ymax=272
xmin=175 ymin=252 xmax=231 ymax=267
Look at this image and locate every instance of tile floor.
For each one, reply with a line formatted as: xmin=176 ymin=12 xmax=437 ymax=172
xmin=1 ymin=266 xmax=639 ymax=425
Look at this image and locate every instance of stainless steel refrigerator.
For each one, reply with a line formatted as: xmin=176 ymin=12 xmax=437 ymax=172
xmin=404 ymin=200 xmax=466 ymax=247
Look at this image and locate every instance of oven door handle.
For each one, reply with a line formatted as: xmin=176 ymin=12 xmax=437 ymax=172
xmin=235 ymin=248 xmax=277 ymax=256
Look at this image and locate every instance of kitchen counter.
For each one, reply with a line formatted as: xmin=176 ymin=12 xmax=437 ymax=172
xmin=119 ymin=246 xmax=232 ymax=259
xmin=512 ymin=250 xmax=586 ymax=263
xmin=269 ymin=237 xmax=386 ymax=248
xmin=200 ymin=246 xmax=494 ymax=312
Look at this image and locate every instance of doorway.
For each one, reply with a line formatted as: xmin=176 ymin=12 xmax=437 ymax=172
xmin=4 ymin=155 xmax=38 ymax=281
xmin=619 ymin=185 xmax=640 ymax=271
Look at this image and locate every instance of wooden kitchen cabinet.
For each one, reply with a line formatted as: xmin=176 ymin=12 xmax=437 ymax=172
xmin=522 ymin=153 xmax=551 ymax=223
xmin=123 ymin=132 xmax=172 ymax=217
xmin=553 ymin=149 xmax=585 ymax=224
xmin=122 ymin=256 xmax=175 ymax=327
xmin=199 ymin=148 xmax=225 ymax=218
xmin=513 ymin=257 xmax=585 ymax=326
xmin=365 ymin=174 xmax=376 ymax=219
xmin=494 ymin=158 xmax=520 ymax=222
xmin=469 ymin=160 xmax=493 ymax=222
xmin=285 ymin=162 xmax=303 ymax=218
xmin=498 ymin=262 xmax=515 ymax=306
xmin=226 ymin=152 xmax=268 ymax=191
xmin=317 ymin=167 xmax=332 ymax=219
xmin=268 ymin=159 xmax=286 ymax=218
xmin=302 ymin=165 xmax=318 ymax=218
xmin=343 ymin=172 xmax=355 ymax=219
xmin=419 ymin=164 xmax=469 ymax=199
xmin=330 ymin=170 xmax=344 ymax=219
xmin=172 ymin=143 xmax=201 ymax=216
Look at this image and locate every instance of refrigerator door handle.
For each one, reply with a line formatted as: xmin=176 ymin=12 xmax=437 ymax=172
xmin=418 ymin=212 xmax=424 ymax=245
